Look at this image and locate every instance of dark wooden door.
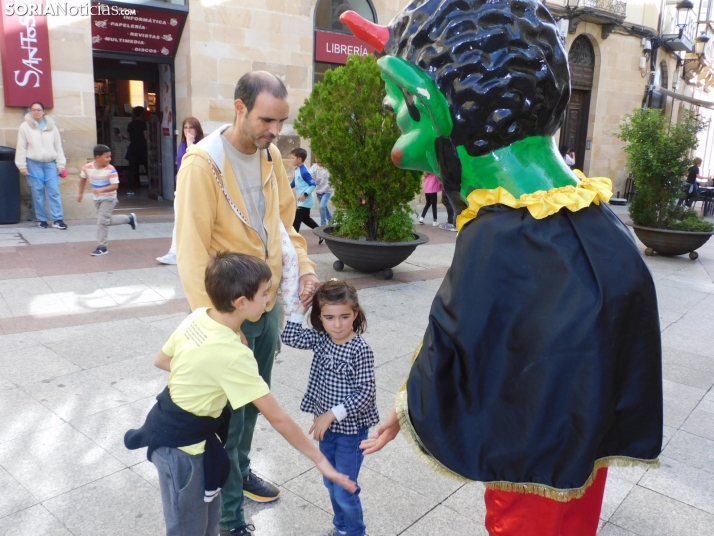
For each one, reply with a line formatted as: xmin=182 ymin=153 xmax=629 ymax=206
xmin=560 ymin=89 xmax=591 ymax=170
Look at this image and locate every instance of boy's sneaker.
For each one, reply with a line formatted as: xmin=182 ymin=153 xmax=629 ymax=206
xmin=52 ymin=220 xmax=67 ymax=230
xmin=38 ymin=221 xmax=48 ymax=229
xmin=90 ymin=246 xmax=108 ymax=256
xmin=220 ymin=524 xmax=255 ymax=536
xmin=432 ymin=220 xmax=439 ymax=226
xmin=418 ymin=216 xmax=424 ymax=224
xmin=242 ymin=470 xmax=281 ymax=502
xmin=128 ymin=213 xmax=137 ymax=230
xmin=156 ymin=252 xmax=177 ymax=265
xmin=322 ymin=529 xmax=347 ymax=536
xmin=440 ymin=223 xmax=458 ymax=232
xmin=126 ymin=190 xmax=135 ymax=196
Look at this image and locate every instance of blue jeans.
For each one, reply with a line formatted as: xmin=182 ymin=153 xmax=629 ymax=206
xmin=26 ymin=159 xmax=63 ymax=222
xmin=317 ymin=192 xmax=333 ymax=226
xmin=319 ymin=427 xmax=368 ymax=536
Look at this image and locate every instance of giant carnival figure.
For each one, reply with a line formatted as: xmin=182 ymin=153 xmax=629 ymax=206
xmin=340 ymin=1 xmax=663 ymax=534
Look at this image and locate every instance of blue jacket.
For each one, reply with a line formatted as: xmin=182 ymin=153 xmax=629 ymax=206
xmin=291 ymin=164 xmax=316 ymax=208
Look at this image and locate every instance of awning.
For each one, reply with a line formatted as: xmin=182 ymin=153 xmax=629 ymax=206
xmin=653 ymin=87 xmax=714 ymax=108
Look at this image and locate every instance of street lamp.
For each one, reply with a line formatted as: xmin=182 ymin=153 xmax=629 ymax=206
xmin=675 ymin=0 xmax=694 ymax=38
xmin=696 ymin=33 xmax=710 ymax=56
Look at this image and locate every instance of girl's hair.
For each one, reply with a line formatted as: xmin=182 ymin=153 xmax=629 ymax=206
xmin=181 ymin=116 xmax=204 ymax=144
xmin=310 ymin=280 xmax=367 ymax=335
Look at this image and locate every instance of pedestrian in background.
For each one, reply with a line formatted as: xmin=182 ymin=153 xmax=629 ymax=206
xmin=418 ymin=172 xmax=441 ymax=226
xmin=157 ymin=117 xmax=205 ymax=265
xmin=311 ymin=156 xmax=334 ymax=228
xmin=290 ymin=148 xmax=319 ymax=235
xmin=77 ymin=144 xmax=136 ymax=256
xmin=15 ymin=101 xmax=68 ymax=229
xmin=126 ymin=106 xmax=148 ymax=196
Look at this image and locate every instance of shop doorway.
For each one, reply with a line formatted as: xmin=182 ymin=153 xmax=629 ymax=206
xmin=93 ymin=57 xmax=176 ymax=201
xmin=560 ymin=35 xmax=595 ymax=171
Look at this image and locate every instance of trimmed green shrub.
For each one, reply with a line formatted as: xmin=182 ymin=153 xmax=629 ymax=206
xmin=616 ymin=108 xmax=712 ymax=232
xmin=294 ymin=54 xmax=421 ymax=242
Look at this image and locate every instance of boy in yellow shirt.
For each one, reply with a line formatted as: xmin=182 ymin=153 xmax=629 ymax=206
xmin=125 ymin=252 xmax=355 ymax=536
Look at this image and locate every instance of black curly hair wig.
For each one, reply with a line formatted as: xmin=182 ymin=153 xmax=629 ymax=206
xmin=384 ymin=0 xmax=570 ymax=157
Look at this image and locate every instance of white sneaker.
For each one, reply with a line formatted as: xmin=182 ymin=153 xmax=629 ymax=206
xmin=432 ymin=220 xmax=439 ymax=226
xmin=156 ymin=253 xmax=177 ymax=265
xmin=418 ymin=216 xmax=424 ymax=224
xmin=439 ymin=223 xmax=458 ymax=232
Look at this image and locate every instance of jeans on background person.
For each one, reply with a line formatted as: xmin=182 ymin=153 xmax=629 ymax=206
xmin=317 ymin=192 xmax=333 ymax=226
xmin=26 ymin=159 xmax=63 ymax=222
xmin=442 ymin=193 xmax=455 ymax=225
xmin=319 ymin=427 xmax=369 ymax=536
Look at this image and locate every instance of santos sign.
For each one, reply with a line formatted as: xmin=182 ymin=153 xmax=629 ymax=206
xmin=0 ymin=0 xmax=53 ymax=107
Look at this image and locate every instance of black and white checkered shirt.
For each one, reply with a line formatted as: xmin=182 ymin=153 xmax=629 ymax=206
xmin=281 ymin=314 xmax=379 ymax=435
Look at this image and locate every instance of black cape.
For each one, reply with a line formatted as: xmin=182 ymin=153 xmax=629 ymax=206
xmin=406 ymin=202 xmax=662 ymax=491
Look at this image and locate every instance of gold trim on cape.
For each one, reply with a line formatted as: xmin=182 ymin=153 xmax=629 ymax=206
xmin=455 ymin=177 xmax=614 ymax=232
xmin=396 ymin=342 xmax=660 ymax=502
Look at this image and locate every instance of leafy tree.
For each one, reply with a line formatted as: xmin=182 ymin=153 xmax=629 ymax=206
xmin=294 ymin=54 xmax=421 ymax=242
xmin=617 ymin=108 xmax=712 ymax=231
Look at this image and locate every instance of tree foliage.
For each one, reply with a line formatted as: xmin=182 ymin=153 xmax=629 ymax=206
xmin=294 ymin=54 xmax=421 ymax=242
xmin=617 ymin=108 xmax=712 ymax=231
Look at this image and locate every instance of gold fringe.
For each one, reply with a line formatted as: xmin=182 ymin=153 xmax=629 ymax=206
xmin=396 ymin=343 xmax=661 ymax=501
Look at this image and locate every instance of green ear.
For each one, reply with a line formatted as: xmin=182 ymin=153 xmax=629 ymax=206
xmin=377 ymin=56 xmax=453 ymax=137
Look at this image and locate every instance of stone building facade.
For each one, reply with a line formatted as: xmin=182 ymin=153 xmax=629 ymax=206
xmin=0 ymin=0 xmax=711 ymax=221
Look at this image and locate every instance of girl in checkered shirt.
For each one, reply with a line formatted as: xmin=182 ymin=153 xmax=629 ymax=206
xmin=281 ymin=280 xmax=378 ymax=536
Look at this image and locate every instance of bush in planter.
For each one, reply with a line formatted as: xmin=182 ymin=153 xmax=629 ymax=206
xmin=294 ymin=54 xmax=421 ymax=242
xmin=616 ymin=108 xmax=713 ymax=232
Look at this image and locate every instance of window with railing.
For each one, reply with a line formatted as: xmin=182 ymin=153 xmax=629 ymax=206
xmin=577 ymin=0 xmax=627 ymax=18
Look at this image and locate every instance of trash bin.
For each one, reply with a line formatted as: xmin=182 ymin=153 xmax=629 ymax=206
xmin=0 ymin=146 xmax=19 ymax=224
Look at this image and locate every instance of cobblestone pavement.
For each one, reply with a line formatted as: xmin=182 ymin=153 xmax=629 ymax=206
xmin=0 ymin=204 xmax=712 ymax=535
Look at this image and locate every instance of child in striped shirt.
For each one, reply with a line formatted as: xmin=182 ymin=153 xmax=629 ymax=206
xmin=78 ymin=144 xmax=136 ymax=256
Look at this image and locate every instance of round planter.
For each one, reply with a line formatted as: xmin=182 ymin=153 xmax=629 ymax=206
xmin=631 ymin=224 xmax=714 ymax=260
xmin=313 ymin=226 xmax=430 ymax=279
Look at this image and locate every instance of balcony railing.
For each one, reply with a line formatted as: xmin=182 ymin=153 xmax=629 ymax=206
xmin=577 ymin=0 xmax=627 ymax=19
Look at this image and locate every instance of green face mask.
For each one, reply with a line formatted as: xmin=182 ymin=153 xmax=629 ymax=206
xmin=378 ymin=56 xmax=453 ymax=176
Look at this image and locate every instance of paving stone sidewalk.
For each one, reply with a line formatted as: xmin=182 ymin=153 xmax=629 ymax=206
xmin=0 ymin=206 xmax=712 ymax=535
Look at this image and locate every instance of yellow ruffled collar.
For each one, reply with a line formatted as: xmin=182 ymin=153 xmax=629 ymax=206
xmin=455 ymin=176 xmax=613 ymax=231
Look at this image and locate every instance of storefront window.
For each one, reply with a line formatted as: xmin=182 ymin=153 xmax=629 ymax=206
xmin=313 ymin=0 xmax=377 ymax=85
xmin=315 ymin=0 xmax=376 ymax=33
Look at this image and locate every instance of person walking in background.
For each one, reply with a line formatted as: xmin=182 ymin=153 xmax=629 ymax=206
xmin=15 ymin=101 xmax=68 ymax=229
xmin=281 ymin=280 xmax=378 ymax=536
xmin=439 ymin=193 xmax=457 ymax=232
xmin=126 ymin=106 xmax=148 ymax=196
xmin=290 ymin=148 xmax=319 ymax=235
xmin=311 ymin=156 xmax=334 ymax=229
xmin=418 ymin=172 xmax=441 ymax=226
xmin=157 ymin=117 xmax=204 ymax=265
xmin=77 ymin=145 xmax=136 ymax=256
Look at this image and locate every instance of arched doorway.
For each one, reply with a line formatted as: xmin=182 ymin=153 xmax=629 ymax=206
xmin=314 ymin=0 xmax=377 ymax=84
xmin=560 ymin=35 xmax=595 ymax=171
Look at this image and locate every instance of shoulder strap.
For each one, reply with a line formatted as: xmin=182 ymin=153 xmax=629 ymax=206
xmin=205 ymin=156 xmax=250 ymax=227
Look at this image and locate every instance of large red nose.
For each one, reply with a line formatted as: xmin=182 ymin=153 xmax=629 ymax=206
xmin=339 ymin=10 xmax=390 ymax=53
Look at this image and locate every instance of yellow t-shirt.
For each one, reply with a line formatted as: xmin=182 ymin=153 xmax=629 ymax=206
xmin=162 ymin=307 xmax=270 ymax=455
